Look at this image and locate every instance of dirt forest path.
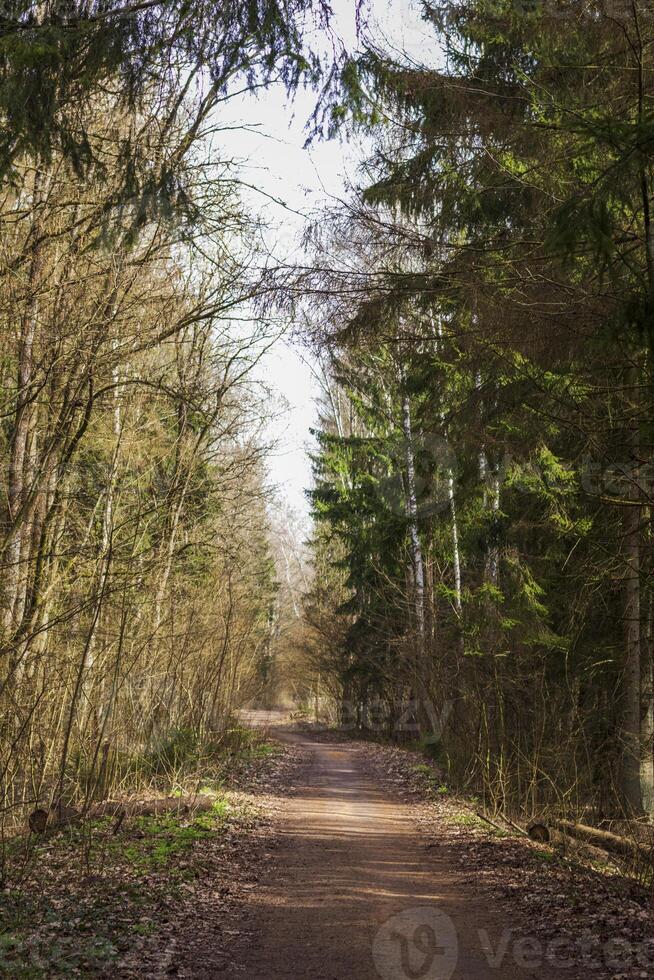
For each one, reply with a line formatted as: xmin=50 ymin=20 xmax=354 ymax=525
xmin=225 ymin=715 xmax=577 ymax=980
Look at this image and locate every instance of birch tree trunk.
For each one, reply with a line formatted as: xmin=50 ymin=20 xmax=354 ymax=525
xmin=4 ymin=170 xmax=45 ymax=643
xmin=401 ymin=392 xmax=425 ymax=638
xmin=448 ymin=472 xmax=462 ymax=614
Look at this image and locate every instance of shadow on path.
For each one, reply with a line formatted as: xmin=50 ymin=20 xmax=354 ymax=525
xmin=223 ymin=720 xmax=579 ymax=980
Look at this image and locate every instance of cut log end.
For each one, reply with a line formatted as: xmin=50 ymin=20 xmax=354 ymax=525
xmin=527 ymin=822 xmax=550 ymax=842
xmin=28 ymin=804 xmax=80 ymax=833
xmin=28 ymin=808 xmax=49 ymax=833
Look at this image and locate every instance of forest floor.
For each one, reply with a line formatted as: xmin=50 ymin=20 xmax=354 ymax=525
xmin=2 ymin=716 xmax=653 ymax=978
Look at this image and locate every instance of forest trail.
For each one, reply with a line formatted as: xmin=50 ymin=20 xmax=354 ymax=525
xmin=224 ymin=716 xmax=572 ymax=980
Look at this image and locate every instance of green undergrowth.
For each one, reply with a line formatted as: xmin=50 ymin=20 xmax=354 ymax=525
xmin=0 ymin=797 xmax=233 ymax=978
xmin=447 ymin=809 xmax=509 ymax=838
xmin=412 ymin=762 xmax=449 ymax=796
xmin=0 ymin=724 xmax=281 ymax=978
xmin=113 ymin=799 xmax=230 ymax=871
xmin=71 ymin=722 xmax=281 ymax=800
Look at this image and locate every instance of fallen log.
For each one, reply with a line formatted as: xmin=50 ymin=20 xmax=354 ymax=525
xmin=29 ymin=805 xmax=80 ymax=834
xmin=28 ymin=794 xmax=217 ymax=834
xmin=502 ymin=815 xmax=530 ymax=839
xmin=552 ymin=818 xmax=654 ymax=861
xmin=474 ymin=810 xmax=507 ymax=834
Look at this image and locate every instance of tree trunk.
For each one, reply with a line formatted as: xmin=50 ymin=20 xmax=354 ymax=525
xmin=448 ymin=472 xmax=462 ymax=614
xmin=4 ymin=170 xmax=45 ymax=644
xmin=621 ymin=474 xmax=643 ymax=813
xmin=401 ymin=392 xmax=425 ymax=638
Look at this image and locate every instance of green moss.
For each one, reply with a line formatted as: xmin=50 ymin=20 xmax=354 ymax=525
xmin=413 ymin=763 xmax=432 ymax=776
xmin=112 ymin=798 xmax=230 ymax=871
xmin=450 ymin=811 xmax=482 ymax=828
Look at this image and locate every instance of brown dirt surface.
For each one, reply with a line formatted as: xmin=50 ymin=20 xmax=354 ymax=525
xmin=10 ymin=715 xmax=653 ymax=978
xmin=112 ymin=737 xmax=308 ymax=978
xmin=216 ymin=725 xmax=598 ymax=980
xmin=124 ymin=718 xmax=654 ymax=979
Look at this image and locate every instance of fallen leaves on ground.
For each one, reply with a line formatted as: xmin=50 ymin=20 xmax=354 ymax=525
xmin=0 ymin=741 xmax=307 ymax=979
xmin=351 ymin=739 xmax=654 ymax=980
xmin=8 ymin=725 xmax=654 ymax=979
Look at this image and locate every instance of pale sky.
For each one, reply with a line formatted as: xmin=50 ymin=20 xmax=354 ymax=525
xmin=217 ymin=0 xmax=429 ymax=521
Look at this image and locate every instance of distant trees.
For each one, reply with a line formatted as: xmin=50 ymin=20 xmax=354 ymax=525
xmin=301 ymin=0 xmax=654 ymax=817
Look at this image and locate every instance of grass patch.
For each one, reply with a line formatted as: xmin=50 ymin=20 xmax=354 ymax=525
xmin=412 ymin=762 xmax=450 ymax=798
xmin=0 ymin=796 xmax=235 ymax=975
xmin=0 ymin=719 xmax=283 ymax=977
xmin=447 ymin=809 xmax=509 ymax=838
xmin=117 ymin=800 xmax=229 ymax=871
xmin=450 ymin=810 xmax=484 ymax=828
